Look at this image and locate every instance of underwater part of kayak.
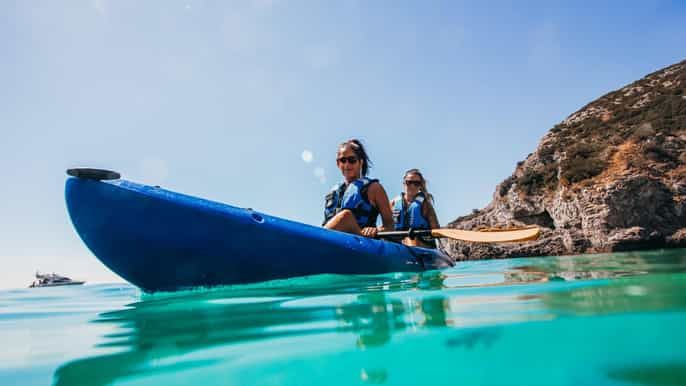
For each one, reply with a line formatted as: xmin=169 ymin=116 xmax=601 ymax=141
xmin=65 ymin=176 xmax=454 ymax=292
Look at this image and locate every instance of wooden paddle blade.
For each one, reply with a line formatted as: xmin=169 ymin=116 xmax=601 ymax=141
xmin=431 ymin=226 xmax=540 ymax=243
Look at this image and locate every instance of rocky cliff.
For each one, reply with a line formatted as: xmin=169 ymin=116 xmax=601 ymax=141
xmin=443 ymin=59 xmax=686 ymax=260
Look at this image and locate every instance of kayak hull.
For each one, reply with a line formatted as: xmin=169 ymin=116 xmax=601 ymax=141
xmin=65 ymin=178 xmax=454 ymax=292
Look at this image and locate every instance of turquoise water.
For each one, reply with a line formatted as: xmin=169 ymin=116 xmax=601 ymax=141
xmin=2 ymin=249 xmax=685 ymax=386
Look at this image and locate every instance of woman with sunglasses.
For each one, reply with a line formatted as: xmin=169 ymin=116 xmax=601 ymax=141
xmin=323 ymin=139 xmax=394 ymax=238
xmin=390 ymin=169 xmax=440 ymax=247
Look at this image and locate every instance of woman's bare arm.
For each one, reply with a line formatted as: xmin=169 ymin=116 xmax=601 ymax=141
xmin=368 ymin=182 xmax=394 ymax=231
xmin=422 ymin=200 xmax=440 ymax=229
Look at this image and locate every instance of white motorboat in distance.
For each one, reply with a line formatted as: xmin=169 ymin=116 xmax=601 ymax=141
xmin=29 ymin=272 xmax=85 ymax=288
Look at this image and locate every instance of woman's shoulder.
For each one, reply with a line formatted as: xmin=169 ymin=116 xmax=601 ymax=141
xmin=362 ymin=178 xmax=388 ymax=198
xmin=360 ymin=176 xmax=380 ymax=184
xmin=420 ymin=194 xmax=435 ymax=207
xmin=364 ymin=178 xmax=384 ymax=189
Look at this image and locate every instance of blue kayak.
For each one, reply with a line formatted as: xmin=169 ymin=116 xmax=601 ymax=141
xmin=65 ymin=172 xmax=454 ymax=292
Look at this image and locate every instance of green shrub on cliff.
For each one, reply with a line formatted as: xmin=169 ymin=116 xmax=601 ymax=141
xmin=499 ymin=176 xmax=514 ymax=196
xmin=561 ymin=157 xmax=606 ymax=183
xmin=560 ymin=142 xmax=606 ymax=184
xmin=517 ymin=162 xmax=558 ymax=195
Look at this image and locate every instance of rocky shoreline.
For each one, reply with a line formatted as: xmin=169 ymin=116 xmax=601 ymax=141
xmin=443 ymin=59 xmax=686 ymax=260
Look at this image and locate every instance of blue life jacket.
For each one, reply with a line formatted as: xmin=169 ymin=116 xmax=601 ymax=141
xmin=323 ymin=177 xmax=379 ymax=228
xmin=392 ymin=192 xmax=430 ymax=231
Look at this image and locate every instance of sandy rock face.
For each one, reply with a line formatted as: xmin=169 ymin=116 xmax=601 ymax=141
xmin=444 ymin=59 xmax=686 ymax=260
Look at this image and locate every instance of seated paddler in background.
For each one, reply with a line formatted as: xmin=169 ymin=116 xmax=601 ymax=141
xmin=390 ymin=169 xmax=440 ymax=248
xmin=323 ymin=139 xmax=394 ymax=238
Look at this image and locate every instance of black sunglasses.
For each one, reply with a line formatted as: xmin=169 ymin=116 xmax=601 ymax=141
xmin=337 ymin=156 xmax=359 ymax=164
xmin=404 ymin=180 xmax=422 ymax=187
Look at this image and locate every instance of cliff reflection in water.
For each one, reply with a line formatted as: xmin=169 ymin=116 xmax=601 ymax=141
xmin=52 ymin=250 xmax=686 ymax=386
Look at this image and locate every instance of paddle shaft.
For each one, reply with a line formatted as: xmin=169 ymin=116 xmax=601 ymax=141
xmin=377 ymin=229 xmax=432 ymax=240
xmin=378 ymin=226 xmax=541 ymax=243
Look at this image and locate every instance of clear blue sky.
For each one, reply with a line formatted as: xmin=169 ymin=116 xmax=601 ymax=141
xmin=1 ymin=0 xmax=684 ymax=289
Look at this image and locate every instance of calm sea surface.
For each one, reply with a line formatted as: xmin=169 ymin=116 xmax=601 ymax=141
xmin=2 ymin=249 xmax=685 ymax=386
